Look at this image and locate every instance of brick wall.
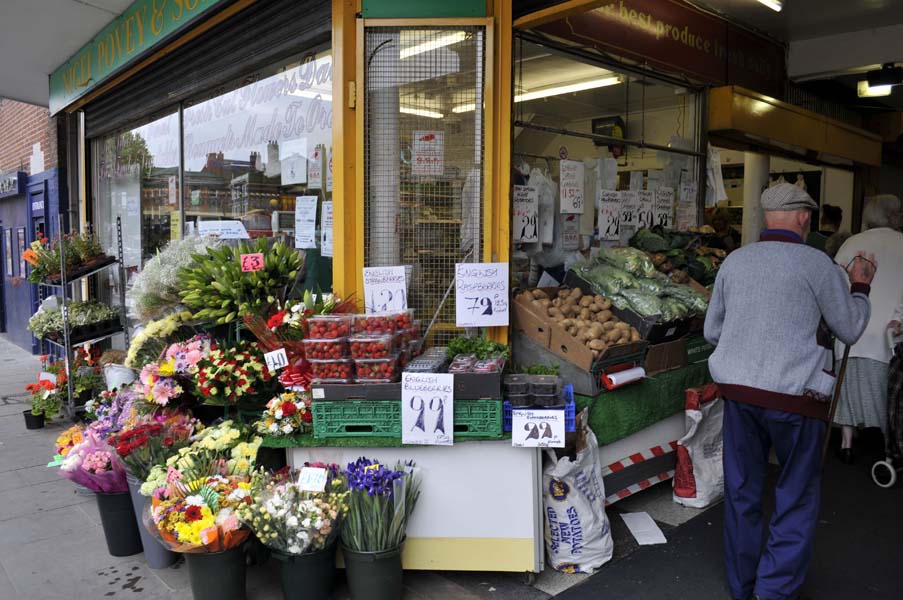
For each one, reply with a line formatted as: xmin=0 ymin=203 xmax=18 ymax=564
xmin=0 ymin=98 xmax=57 ymax=175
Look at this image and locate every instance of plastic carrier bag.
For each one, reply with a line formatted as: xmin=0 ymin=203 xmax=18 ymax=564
xmin=673 ymin=384 xmax=724 ymax=508
xmin=543 ymin=412 xmax=613 ymax=574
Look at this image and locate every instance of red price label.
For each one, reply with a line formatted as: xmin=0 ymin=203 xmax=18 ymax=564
xmin=240 ymin=253 xmax=265 ymax=272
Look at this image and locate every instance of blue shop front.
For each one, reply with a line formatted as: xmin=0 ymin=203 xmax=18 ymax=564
xmin=0 ymin=169 xmax=63 ymax=353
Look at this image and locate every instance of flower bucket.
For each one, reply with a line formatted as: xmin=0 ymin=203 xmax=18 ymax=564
xmin=126 ymin=474 xmax=177 ymax=569
xmin=185 ymin=546 xmax=247 ymax=600
xmin=103 ymin=363 xmax=136 ymax=391
xmin=342 ymin=544 xmax=404 ymax=600
xmin=272 ymin=544 xmax=337 ymax=600
xmin=96 ymin=491 xmax=144 ymax=557
xmin=23 ymin=409 xmax=45 ymax=430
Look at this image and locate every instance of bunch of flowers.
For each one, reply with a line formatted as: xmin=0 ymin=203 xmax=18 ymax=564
xmin=125 ymin=311 xmax=196 ymax=369
xmin=55 ymin=425 xmax=85 ymax=457
xmin=237 ymin=468 xmax=348 ymax=555
xmin=149 ymin=462 xmax=252 ymax=553
xmin=127 ymin=235 xmax=220 ymax=323
xmin=23 ymin=233 xmax=83 ymax=283
xmin=86 ymin=385 xmax=141 ymax=438
xmin=163 ymin=335 xmax=211 ymax=373
xmin=194 ymin=342 xmax=275 ymax=406
xmin=341 ymin=458 xmax=421 ymax=553
xmin=255 ymin=392 xmax=313 ymax=437
xmin=107 ymin=416 xmax=196 ymax=480
xmin=25 ymin=378 xmax=62 ymax=419
xmin=139 ymin=363 xmax=184 ymax=407
xmin=140 ymin=421 xmax=260 ymax=497
xmin=59 ymin=433 xmax=128 ymax=493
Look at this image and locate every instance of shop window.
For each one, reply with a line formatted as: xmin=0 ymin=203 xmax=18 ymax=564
xmin=362 ymin=25 xmax=487 ymax=344
xmin=17 ymin=228 xmax=26 ymax=278
xmin=181 ymin=50 xmax=333 ymax=264
xmin=3 ymin=229 xmax=12 ymax=276
xmin=93 ymin=111 xmax=181 ymax=271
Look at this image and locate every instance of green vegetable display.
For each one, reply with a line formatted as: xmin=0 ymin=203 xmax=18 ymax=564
xmin=572 ymin=263 xmax=637 ymax=296
xmin=597 ymin=246 xmax=658 ymax=278
xmin=660 ymin=297 xmax=690 ymax=322
xmin=663 ymin=284 xmax=709 ymax=314
xmin=620 ymin=289 xmax=663 ymax=318
xmin=446 ymin=335 xmax=511 ymax=360
xmin=179 ymin=238 xmax=305 ymax=324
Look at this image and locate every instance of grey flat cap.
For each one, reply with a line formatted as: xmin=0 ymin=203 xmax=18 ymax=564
xmin=761 ymin=183 xmax=818 ymax=211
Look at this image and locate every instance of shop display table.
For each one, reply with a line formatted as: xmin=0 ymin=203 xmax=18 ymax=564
xmin=281 ymin=439 xmax=543 ymax=573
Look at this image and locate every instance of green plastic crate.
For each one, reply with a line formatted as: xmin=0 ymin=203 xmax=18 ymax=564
xmin=453 ymin=399 xmax=503 ymax=439
xmin=313 ymin=401 xmax=401 ymax=439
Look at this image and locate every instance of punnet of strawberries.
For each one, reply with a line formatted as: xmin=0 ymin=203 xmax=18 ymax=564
xmin=302 ymin=337 xmax=349 ymax=360
xmin=354 ymin=355 xmax=399 ymax=381
xmin=349 ymin=334 xmax=395 ymax=359
xmin=353 ymin=310 xmax=414 ymax=335
xmin=309 ymin=358 xmax=353 ymax=382
xmin=308 ymin=315 xmax=353 ymax=339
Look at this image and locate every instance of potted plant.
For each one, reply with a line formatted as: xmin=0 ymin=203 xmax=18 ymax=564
xmin=237 ymin=466 xmax=348 ymax=600
xmin=58 ymin=433 xmax=144 ymax=557
xmin=107 ymin=417 xmax=195 ymax=569
xmin=341 ymin=458 xmax=421 ymax=600
xmin=23 ymin=378 xmax=59 ymax=428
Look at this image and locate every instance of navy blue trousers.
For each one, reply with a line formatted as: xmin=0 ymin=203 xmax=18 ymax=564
xmin=723 ymin=399 xmax=826 ymax=600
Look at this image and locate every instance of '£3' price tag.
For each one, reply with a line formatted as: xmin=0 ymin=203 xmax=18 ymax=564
xmin=240 ymin=253 xmax=265 ymax=272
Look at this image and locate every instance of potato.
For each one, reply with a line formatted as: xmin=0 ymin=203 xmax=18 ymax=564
xmin=615 ymin=322 xmax=629 ymax=331
xmin=596 ymin=298 xmax=612 ymax=310
xmin=531 ymin=299 xmax=543 ymax=309
xmin=532 ymin=289 xmax=549 ymax=300
xmin=588 ymin=303 xmax=602 ymax=313
xmin=558 ymin=289 xmax=570 ymax=299
xmin=567 ymin=325 xmax=578 ymax=336
xmin=597 ymin=309 xmax=612 ymax=323
xmin=539 ymin=298 xmax=552 ymax=309
xmin=589 ymin=323 xmax=604 ymax=338
xmin=602 ymin=321 xmax=616 ymax=332
xmin=560 ymin=319 xmax=574 ymax=329
xmin=578 ymin=331 xmax=591 ymax=343
xmin=630 ymin=330 xmax=641 ymax=342
xmin=589 ymin=339 xmax=607 ymax=351
xmin=580 ymin=296 xmax=593 ymax=308
xmin=570 ymin=288 xmax=583 ymax=300
xmin=548 ymin=307 xmax=562 ymax=319
xmin=606 ymin=330 xmax=622 ymax=342
xmin=617 ymin=334 xmax=629 ymax=345
xmin=579 ymin=308 xmax=592 ymax=321
xmin=594 ymin=294 xmax=605 ymax=305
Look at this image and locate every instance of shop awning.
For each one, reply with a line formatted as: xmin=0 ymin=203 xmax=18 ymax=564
xmin=708 ymin=86 xmax=882 ymax=167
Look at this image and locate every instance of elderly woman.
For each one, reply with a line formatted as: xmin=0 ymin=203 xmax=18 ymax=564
xmin=833 ymin=195 xmax=903 ymax=463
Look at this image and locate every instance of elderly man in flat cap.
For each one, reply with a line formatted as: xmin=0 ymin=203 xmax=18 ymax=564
xmin=705 ymin=183 xmax=876 ymax=600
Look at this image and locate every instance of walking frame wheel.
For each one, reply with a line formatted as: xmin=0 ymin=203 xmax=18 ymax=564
xmin=871 ymin=460 xmax=898 ymax=488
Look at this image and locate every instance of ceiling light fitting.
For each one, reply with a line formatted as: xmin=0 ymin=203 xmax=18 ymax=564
xmin=755 ymin=0 xmax=783 ymax=12
xmin=857 ymin=80 xmax=892 ymax=98
xmin=399 ymin=32 xmax=468 ymax=59
xmin=866 ymin=63 xmax=903 ymax=88
xmin=452 ymin=76 xmax=621 ymax=113
xmin=400 ymin=106 xmax=444 ymax=119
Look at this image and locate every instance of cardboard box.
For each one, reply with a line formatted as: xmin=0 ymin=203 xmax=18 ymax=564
xmin=548 ymin=324 xmax=647 ymax=372
xmin=685 ymin=335 xmax=715 ymax=363
xmin=644 ymin=338 xmax=688 ymax=376
xmin=513 ymin=300 xmax=553 ymax=347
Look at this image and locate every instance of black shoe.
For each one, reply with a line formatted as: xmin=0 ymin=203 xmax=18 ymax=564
xmin=836 ymin=448 xmax=855 ymax=464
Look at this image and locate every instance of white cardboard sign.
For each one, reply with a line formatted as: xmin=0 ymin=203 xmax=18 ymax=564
xmin=559 ymin=160 xmax=585 ymax=214
xmin=512 ymin=409 xmax=565 ymax=448
xmin=402 ymin=373 xmax=454 ymax=446
xmin=513 ymin=185 xmax=539 ymax=243
xmin=197 ymin=220 xmax=250 ymax=239
xmin=679 ymin=181 xmax=698 ymax=206
xmin=363 ymin=266 xmax=408 ymax=313
xmin=308 ymin=147 xmax=323 ymax=189
xmin=412 ymin=131 xmax=445 ymax=177
xmin=562 ymin=214 xmax=580 ymax=251
xmin=654 ymin=188 xmax=676 ymax=229
xmin=294 ymin=196 xmax=318 ymax=249
xmin=637 ymin=190 xmax=655 ymax=229
xmin=455 ymin=262 xmax=509 ymax=328
xmin=320 ymin=201 xmax=334 ymax=257
xmin=297 ymin=467 xmax=328 ymax=492
xmin=597 ymin=190 xmax=621 ymax=241
xmin=264 ymin=348 xmax=289 ymax=373
xmin=629 ymin=171 xmax=644 ymax=191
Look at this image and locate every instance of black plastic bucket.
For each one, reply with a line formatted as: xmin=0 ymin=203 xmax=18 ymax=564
xmin=95 ymin=491 xmax=144 ymax=557
xmin=272 ymin=544 xmax=337 ymax=600
xmin=23 ymin=410 xmax=45 ymax=430
xmin=185 ymin=546 xmax=247 ymax=600
xmin=342 ymin=544 xmax=404 ymax=600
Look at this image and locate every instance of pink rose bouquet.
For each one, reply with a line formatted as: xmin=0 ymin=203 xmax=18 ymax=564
xmin=59 ymin=432 xmax=128 ymax=493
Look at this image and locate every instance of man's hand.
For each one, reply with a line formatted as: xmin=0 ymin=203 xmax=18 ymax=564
xmin=847 ymin=251 xmax=877 ymax=286
xmin=889 ymin=320 xmax=902 ymax=335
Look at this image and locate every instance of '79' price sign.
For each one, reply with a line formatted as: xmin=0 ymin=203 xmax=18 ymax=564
xmin=455 ymin=262 xmax=509 ymax=328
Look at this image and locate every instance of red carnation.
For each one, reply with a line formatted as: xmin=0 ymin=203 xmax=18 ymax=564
xmin=282 ymin=402 xmax=297 ymax=417
xmin=302 ymin=410 xmax=312 ymax=423
xmin=184 ymin=505 xmax=203 ymax=522
xmin=162 ymin=437 xmax=174 ymax=448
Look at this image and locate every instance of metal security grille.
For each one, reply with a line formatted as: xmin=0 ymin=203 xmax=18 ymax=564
xmin=363 ymin=25 xmax=486 ymax=345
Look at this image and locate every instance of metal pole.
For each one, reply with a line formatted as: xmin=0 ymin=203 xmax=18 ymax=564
xmin=822 ymin=345 xmax=851 ymax=465
xmin=117 ymin=216 xmax=129 ymax=346
xmin=58 ymin=213 xmax=75 ymax=420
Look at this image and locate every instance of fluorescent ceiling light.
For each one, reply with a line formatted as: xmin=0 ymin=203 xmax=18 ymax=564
xmin=400 ymin=32 xmax=467 ymax=59
xmin=858 ymin=80 xmax=892 ymax=98
xmin=400 ymin=106 xmax=444 ymax=119
xmin=453 ymin=76 xmax=621 ymax=113
xmin=756 ymin=0 xmax=783 ymax=12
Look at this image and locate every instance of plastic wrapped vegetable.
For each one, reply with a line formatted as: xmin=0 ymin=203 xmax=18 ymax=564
xmin=663 ymin=284 xmax=709 ymax=314
xmin=632 ymin=276 xmax=665 ymax=296
xmin=620 ymin=289 xmax=663 ymax=318
xmin=659 ymin=297 xmax=690 ymax=322
xmin=609 ymin=294 xmax=630 ymax=310
xmin=597 ymin=247 xmax=658 ymax=279
xmin=571 ymin=264 xmax=636 ymax=296
xmin=630 ymin=228 xmax=670 ymax=253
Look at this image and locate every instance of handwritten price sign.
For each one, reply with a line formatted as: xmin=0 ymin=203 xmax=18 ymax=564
xmin=297 ymin=467 xmax=328 ymax=492
xmin=455 ymin=262 xmax=509 ymax=328
xmin=363 ymin=266 xmax=408 ymax=313
xmin=513 ymin=185 xmax=539 ymax=243
xmin=511 ymin=409 xmax=565 ymax=448
xmin=654 ymin=188 xmax=676 ymax=229
xmin=597 ymin=190 xmax=621 ymax=241
xmin=240 ymin=253 xmax=265 ymax=272
xmin=401 ymin=373 xmax=454 ymax=446
xmin=637 ymin=191 xmax=655 ymax=229
xmin=264 ymin=348 xmax=289 ymax=373
xmin=559 ymin=160 xmax=585 ymax=214
xmin=412 ymin=131 xmax=445 ymax=177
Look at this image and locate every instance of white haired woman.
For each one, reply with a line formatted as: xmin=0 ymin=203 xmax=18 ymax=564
xmin=833 ymin=194 xmax=903 ymax=463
